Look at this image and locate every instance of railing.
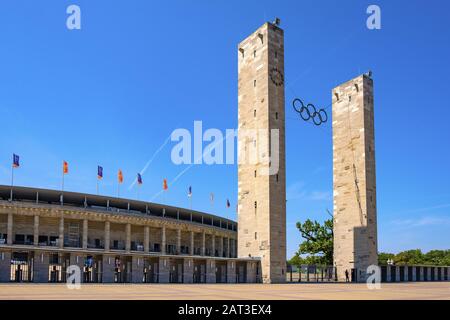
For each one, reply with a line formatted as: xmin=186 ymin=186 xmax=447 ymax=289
xmin=286 ymin=265 xmax=337 ymax=282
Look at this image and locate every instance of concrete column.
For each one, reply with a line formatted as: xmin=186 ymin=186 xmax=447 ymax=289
xmin=33 ymin=215 xmax=39 ymax=246
xmin=206 ymin=259 xmax=216 ymax=283
xmin=226 ymin=237 xmax=230 ymax=257
xmin=69 ymin=253 xmax=84 ymax=283
xmin=58 ymin=216 xmax=64 ymax=249
xmin=427 ymin=267 xmax=431 ymax=281
xmin=131 ymin=256 xmax=144 ymax=283
xmin=102 ymin=255 xmax=115 ymax=283
xmin=420 ymin=267 xmax=424 ymax=281
xmin=211 ymin=235 xmax=215 ymax=256
xmin=125 ymin=223 xmax=131 ymax=252
xmin=412 ymin=266 xmax=416 ymax=281
xmin=7 ymin=213 xmax=13 ymax=245
xmin=144 ymin=226 xmax=150 ymax=253
xmin=104 ymin=221 xmax=110 ymax=251
xmin=201 ymin=231 xmax=206 ymax=256
xmin=183 ymin=258 xmax=194 ymax=283
xmin=176 ymin=229 xmax=181 ymax=254
xmin=219 ymin=236 xmax=223 ymax=257
xmin=82 ymin=219 xmax=88 ymax=250
xmin=158 ymin=257 xmax=169 ymax=283
xmin=404 ymin=266 xmax=408 ymax=282
xmin=0 ymin=251 xmax=12 ymax=282
xmin=189 ymin=231 xmax=194 ymax=255
xmin=434 ymin=267 xmax=439 ymax=281
xmin=231 ymin=239 xmax=236 ymax=258
xmin=386 ymin=265 xmax=391 ymax=282
xmin=161 ymin=226 xmax=166 ymax=254
xmin=227 ymin=260 xmax=236 ymax=283
xmin=34 ymin=252 xmax=49 ymax=283
xmin=395 ymin=266 xmax=400 ymax=282
xmin=246 ymin=261 xmax=257 ymax=283
xmin=447 ymin=267 xmax=450 ymax=281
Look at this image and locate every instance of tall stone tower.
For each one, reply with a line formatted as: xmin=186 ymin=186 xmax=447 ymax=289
xmin=237 ymin=21 xmax=286 ymax=283
xmin=332 ymin=73 xmax=378 ymax=282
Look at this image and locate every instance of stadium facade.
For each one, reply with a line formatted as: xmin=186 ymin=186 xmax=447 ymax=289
xmin=0 ymin=185 xmax=260 ymax=283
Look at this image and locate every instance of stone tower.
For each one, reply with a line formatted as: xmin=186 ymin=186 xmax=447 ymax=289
xmin=237 ymin=21 xmax=286 ymax=283
xmin=332 ymin=73 xmax=378 ymax=282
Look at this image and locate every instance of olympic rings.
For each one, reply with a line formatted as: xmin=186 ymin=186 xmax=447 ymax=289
xmin=292 ymin=98 xmax=328 ymax=126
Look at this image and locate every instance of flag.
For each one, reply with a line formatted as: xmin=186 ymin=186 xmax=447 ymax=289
xmin=63 ymin=161 xmax=69 ymax=174
xmin=97 ymin=166 xmax=103 ymax=179
xmin=12 ymin=154 xmax=20 ymax=168
xmin=118 ymin=170 xmax=123 ymax=184
xmin=137 ymin=173 xmax=143 ymax=185
xmin=188 ymin=186 xmax=192 ymax=198
xmin=210 ymin=193 xmax=214 ymax=202
xmin=163 ymin=179 xmax=168 ymax=191
xmin=226 ymin=199 xmax=230 ymax=208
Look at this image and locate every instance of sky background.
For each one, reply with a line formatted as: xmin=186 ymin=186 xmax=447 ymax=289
xmin=0 ymin=0 xmax=449 ymax=258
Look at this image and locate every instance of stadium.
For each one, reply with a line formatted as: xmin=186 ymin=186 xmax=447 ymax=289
xmin=0 ymin=185 xmax=260 ymax=284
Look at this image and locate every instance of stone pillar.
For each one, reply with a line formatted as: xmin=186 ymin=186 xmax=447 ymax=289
xmin=189 ymin=231 xmax=194 ymax=255
xmin=420 ymin=267 xmax=424 ymax=281
xmin=231 ymin=239 xmax=236 ymax=258
xmin=102 ymin=255 xmax=115 ymax=283
xmin=33 ymin=215 xmax=39 ymax=246
xmin=158 ymin=257 xmax=169 ymax=283
xmin=104 ymin=221 xmax=110 ymax=251
xmin=412 ymin=266 xmax=416 ymax=281
xmin=69 ymin=253 xmax=84 ymax=283
xmin=82 ymin=219 xmax=88 ymax=250
xmin=161 ymin=226 xmax=166 ymax=255
xmin=125 ymin=223 xmax=131 ymax=252
xmin=447 ymin=267 xmax=450 ymax=281
xmin=144 ymin=226 xmax=150 ymax=253
xmin=201 ymin=231 xmax=206 ymax=256
xmin=227 ymin=260 xmax=236 ymax=283
xmin=58 ymin=216 xmax=64 ymax=249
xmin=211 ymin=235 xmax=215 ymax=257
xmin=427 ymin=267 xmax=431 ymax=281
xmin=0 ymin=251 xmax=11 ymax=282
xmin=183 ymin=258 xmax=194 ymax=283
xmin=434 ymin=267 xmax=439 ymax=281
xmin=386 ymin=265 xmax=391 ymax=282
xmin=33 ymin=252 xmax=49 ymax=283
xmin=206 ymin=259 xmax=216 ymax=283
xmin=226 ymin=237 xmax=230 ymax=258
xmin=176 ymin=229 xmax=181 ymax=254
xmin=219 ymin=236 xmax=223 ymax=257
xmin=246 ymin=261 xmax=257 ymax=283
xmin=404 ymin=266 xmax=409 ymax=282
xmin=7 ymin=213 xmax=13 ymax=245
xmin=131 ymin=256 xmax=144 ymax=283
xmin=395 ymin=266 xmax=400 ymax=282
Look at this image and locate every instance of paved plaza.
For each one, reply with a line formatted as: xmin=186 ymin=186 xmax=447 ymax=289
xmin=0 ymin=282 xmax=448 ymax=300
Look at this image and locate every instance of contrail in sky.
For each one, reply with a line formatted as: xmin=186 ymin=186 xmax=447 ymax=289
xmin=128 ymin=134 xmax=172 ymax=190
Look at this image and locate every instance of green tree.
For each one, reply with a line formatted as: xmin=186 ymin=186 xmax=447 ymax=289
xmin=292 ymin=218 xmax=333 ymax=265
xmin=378 ymin=252 xmax=395 ymax=265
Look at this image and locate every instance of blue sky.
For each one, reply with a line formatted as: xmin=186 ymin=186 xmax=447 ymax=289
xmin=0 ymin=0 xmax=449 ymax=258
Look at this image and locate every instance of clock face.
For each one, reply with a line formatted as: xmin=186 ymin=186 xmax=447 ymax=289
xmin=270 ymin=67 xmax=284 ymax=86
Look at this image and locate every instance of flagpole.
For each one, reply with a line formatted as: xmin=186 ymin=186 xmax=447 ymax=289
xmin=10 ymin=165 xmax=14 ymax=201
xmin=96 ymin=179 xmax=99 ymax=195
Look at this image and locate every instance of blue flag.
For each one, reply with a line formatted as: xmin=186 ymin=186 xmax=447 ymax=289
xmin=12 ymin=154 xmax=20 ymax=168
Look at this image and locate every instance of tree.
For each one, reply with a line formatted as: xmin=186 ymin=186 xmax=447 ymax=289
xmin=292 ymin=218 xmax=333 ymax=266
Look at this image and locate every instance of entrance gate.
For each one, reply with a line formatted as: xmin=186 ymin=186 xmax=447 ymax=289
xmin=10 ymin=252 xmax=32 ymax=282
